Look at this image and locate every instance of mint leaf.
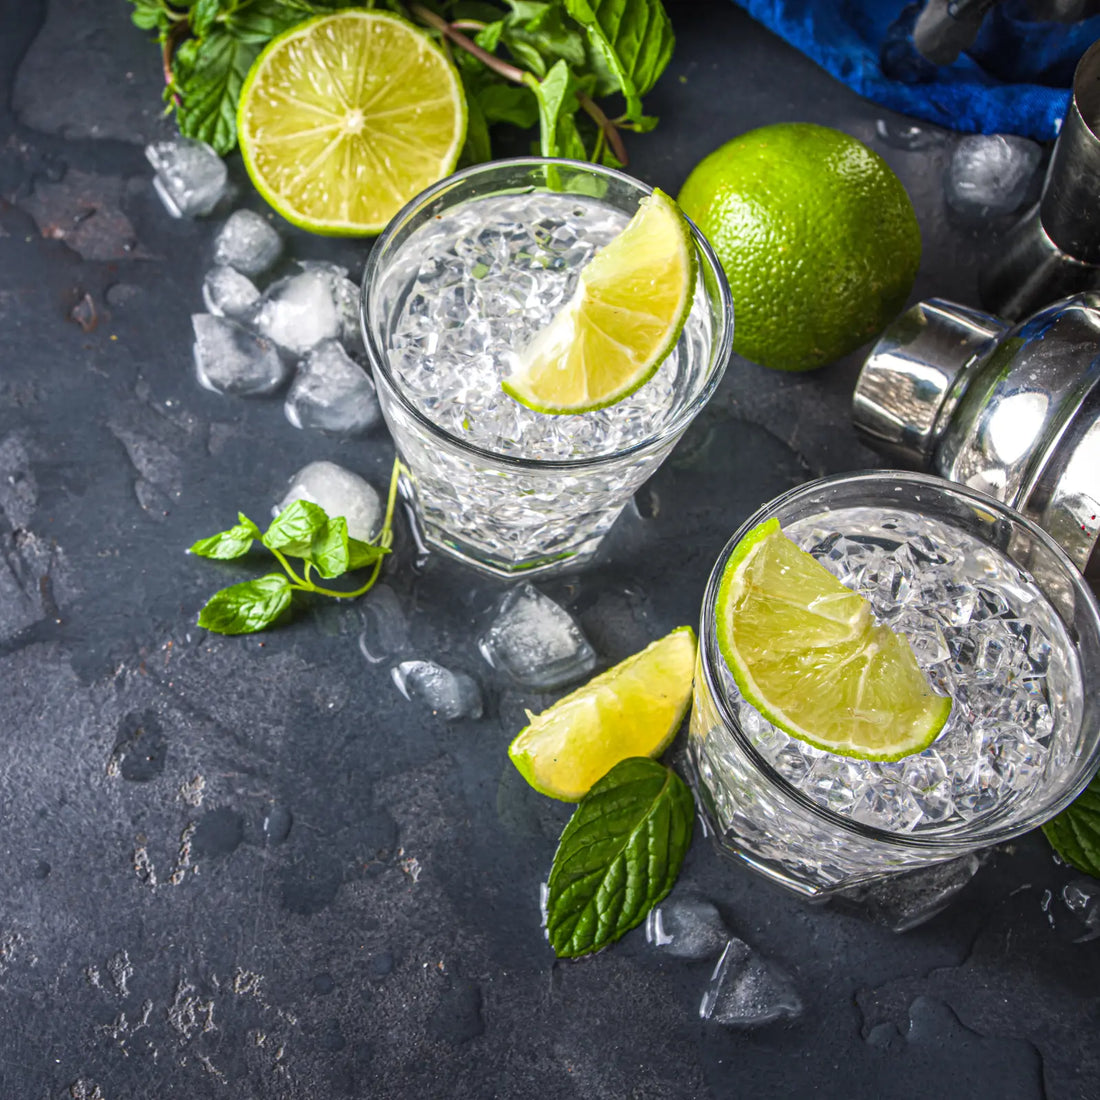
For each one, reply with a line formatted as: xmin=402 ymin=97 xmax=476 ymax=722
xmin=128 ymin=0 xmax=172 ymax=33
xmin=262 ymin=499 xmax=329 ymax=558
xmin=1043 ymin=776 xmax=1100 ymax=878
xmin=224 ymin=0 xmax=317 ymax=44
xmin=310 ymin=515 xmax=350 ymax=579
xmin=501 ymin=1 xmax=587 ymax=77
xmin=348 ymin=537 xmax=387 ymax=571
xmin=525 ymin=61 xmax=585 ymax=159
xmin=476 ymin=82 xmax=540 ymax=129
xmin=189 ymin=513 xmax=262 ymax=559
xmin=192 ymin=0 xmax=225 ymax=37
xmin=546 ymin=757 xmax=693 ymax=957
xmin=197 ymin=573 xmax=293 ymax=634
xmin=173 ymin=29 xmax=259 ymax=154
xmin=563 ymin=0 xmax=674 ymax=124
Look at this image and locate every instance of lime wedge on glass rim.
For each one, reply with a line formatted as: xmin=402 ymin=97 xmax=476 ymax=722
xmin=508 ymin=626 xmax=697 ymax=802
xmin=716 ymin=518 xmax=952 ymax=762
xmin=502 ymin=188 xmax=698 ymax=414
xmin=237 ymin=11 xmax=466 ymax=236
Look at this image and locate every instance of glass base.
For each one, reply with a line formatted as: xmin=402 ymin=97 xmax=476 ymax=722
xmin=398 ymin=475 xmax=604 ymax=578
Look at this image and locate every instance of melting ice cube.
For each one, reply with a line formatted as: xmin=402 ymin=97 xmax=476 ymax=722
xmin=478 ymin=583 xmax=597 ymax=690
xmin=213 ymin=209 xmax=283 ymax=277
xmin=252 ymin=271 xmax=341 ymax=355
xmin=645 ymin=897 xmax=729 ymax=960
xmin=191 ymin=313 xmax=287 ymax=396
xmin=391 ymin=660 xmax=483 ymax=720
xmin=699 ymin=937 xmax=802 ymax=1028
xmin=944 ymin=135 xmax=1042 ymax=218
xmin=298 ymin=261 xmax=365 ymax=356
xmin=275 ymin=461 xmax=381 ymax=542
xmin=145 ymin=138 xmax=228 ymax=218
xmin=284 ymin=340 xmax=379 ymax=436
xmin=202 ymin=265 xmax=260 ymax=320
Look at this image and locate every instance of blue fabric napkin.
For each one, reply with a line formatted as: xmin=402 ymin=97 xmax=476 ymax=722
xmin=729 ymin=0 xmax=1100 ymax=140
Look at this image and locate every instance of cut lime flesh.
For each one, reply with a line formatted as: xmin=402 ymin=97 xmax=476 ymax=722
xmin=716 ymin=518 xmax=952 ymax=761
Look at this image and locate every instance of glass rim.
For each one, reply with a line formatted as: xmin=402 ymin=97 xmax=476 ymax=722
xmin=358 ymin=156 xmax=734 ymax=472
xmin=699 ymin=468 xmax=1100 ymax=851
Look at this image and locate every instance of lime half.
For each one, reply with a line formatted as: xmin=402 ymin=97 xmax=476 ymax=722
xmin=502 ymin=189 xmax=697 ymax=414
xmin=237 ymin=11 xmax=466 ymax=236
xmin=716 ymin=519 xmax=951 ymax=761
xmin=508 ymin=626 xmax=697 ymax=801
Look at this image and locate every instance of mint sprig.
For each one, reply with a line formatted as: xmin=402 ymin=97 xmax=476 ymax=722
xmin=545 ymin=757 xmax=693 ymax=957
xmin=1043 ymin=774 xmax=1100 ymax=879
xmin=190 ymin=460 xmax=399 ymax=634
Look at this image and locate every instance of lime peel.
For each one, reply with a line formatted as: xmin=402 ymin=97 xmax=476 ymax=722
xmin=508 ymin=625 xmax=697 ymax=801
xmin=716 ymin=518 xmax=951 ymax=762
xmin=502 ymin=188 xmax=697 ymax=415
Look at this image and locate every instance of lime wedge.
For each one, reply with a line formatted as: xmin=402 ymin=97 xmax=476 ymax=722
xmin=502 ymin=189 xmax=697 ymax=414
xmin=237 ymin=11 xmax=466 ymax=237
xmin=716 ymin=518 xmax=951 ymax=762
xmin=508 ymin=626 xmax=697 ymax=801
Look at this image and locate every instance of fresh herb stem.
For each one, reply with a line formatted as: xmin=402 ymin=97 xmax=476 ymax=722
xmin=411 ymin=3 xmax=526 ymax=84
xmin=269 ymin=545 xmax=308 ymax=588
xmin=577 ymin=91 xmax=628 ymax=167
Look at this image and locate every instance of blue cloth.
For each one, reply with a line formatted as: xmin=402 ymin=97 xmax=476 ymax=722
xmin=729 ymin=0 xmax=1100 ymax=140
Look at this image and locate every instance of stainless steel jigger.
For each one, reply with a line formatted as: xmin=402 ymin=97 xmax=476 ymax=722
xmin=852 ymin=295 xmax=1100 ymax=584
xmin=981 ymin=38 xmax=1100 ymax=319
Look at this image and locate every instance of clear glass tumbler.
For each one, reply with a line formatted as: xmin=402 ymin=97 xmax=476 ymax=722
xmin=360 ymin=157 xmax=733 ymax=577
xmin=687 ymin=471 xmax=1100 ymax=896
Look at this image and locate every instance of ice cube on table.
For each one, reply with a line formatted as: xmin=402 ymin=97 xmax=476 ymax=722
xmin=838 ymin=853 xmax=981 ymax=933
xmin=944 ymin=134 xmax=1042 ymax=218
xmin=191 ymin=313 xmax=288 ymax=396
xmin=478 ymin=583 xmax=597 ymax=691
xmin=357 ymin=584 xmax=409 ymax=664
xmin=645 ymin=897 xmax=729 ymax=960
xmin=1061 ymin=878 xmax=1100 ymax=943
xmin=252 ymin=271 xmax=341 ymax=355
xmin=145 ymin=138 xmax=228 ymax=218
xmin=212 ymin=209 xmax=283 ymax=277
xmin=875 ymin=117 xmax=947 ymax=152
xmin=275 ymin=461 xmax=381 ymax=542
xmin=699 ymin=937 xmax=802 ymax=1028
xmin=391 ymin=660 xmax=483 ymax=720
xmin=284 ymin=340 xmax=379 ymax=436
xmin=298 ymin=261 xmax=365 ymax=356
xmin=202 ymin=265 xmax=260 ymax=320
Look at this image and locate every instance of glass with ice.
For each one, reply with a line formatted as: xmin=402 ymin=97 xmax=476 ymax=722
xmin=360 ymin=157 xmax=732 ymax=576
xmin=687 ymin=471 xmax=1100 ymax=896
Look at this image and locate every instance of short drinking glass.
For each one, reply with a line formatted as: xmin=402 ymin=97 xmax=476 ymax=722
xmin=361 ymin=157 xmax=733 ymax=577
xmin=687 ymin=471 xmax=1100 ymax=896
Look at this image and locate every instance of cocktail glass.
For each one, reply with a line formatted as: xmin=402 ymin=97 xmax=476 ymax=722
xmin=687 ymin=470 xmax=1100 ymax=896
xmin=360 ymin=157 xmax=732 ymax=577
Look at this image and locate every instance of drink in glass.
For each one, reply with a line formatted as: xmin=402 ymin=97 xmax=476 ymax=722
xmin=687 ymin=471 xmax=1100 ymax=895
xmin=361 ymin=157 xmax=732 ymax=576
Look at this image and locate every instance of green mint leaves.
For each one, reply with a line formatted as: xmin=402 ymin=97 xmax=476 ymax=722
xmin=546 ymin=757 xmax=693 ymax=957
xmin=1043 ymin=774 xmax=1100 ymax=879
xmin=190 ymin=461 xmax=399 ymax=634
xmin=128 ymin=0 xmax=674 ymax=165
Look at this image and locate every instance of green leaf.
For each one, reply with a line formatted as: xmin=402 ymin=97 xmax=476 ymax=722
xmin=546 ymin=757 xmax=693 ymax=957
xmin=524 ymin=60 xmax=579 ymax=159
xmin=128 ymin=0 xmax=172 ymax=33
xmin=223 ymin=0 xmax=313 ymax=44
xmin=563 ymin=0 xmax=674 ymax=123
xmin=348 ymin=537 xmax=387 ymax=571
xmin=458 ymin=70 xmax=493 ymax=166
xmin=477 ymin=82 xmax=539 ymax=128
xmin=191 ymin=0 xmax=224 ymax=37
xmin=197 ymin=573 xmax=293 ymax=634
xmin=262 ymin=499 xmax=329 ymax=558
xmin=173 ymin=29 xmax=259 ymax=153
xmin=1043 ymin=775 xmax=1100 ymax=878
xmin=310 ymin=516 xmax=350 ymax=579
xmin=501 ymin=1 xmax=587 ymax=76
xmin=189 ymin=513 xmax=262 ymax=559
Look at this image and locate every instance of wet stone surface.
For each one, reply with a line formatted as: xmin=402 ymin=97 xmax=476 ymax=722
xmin=0 ymin=1 xmax=1095 ymax=1098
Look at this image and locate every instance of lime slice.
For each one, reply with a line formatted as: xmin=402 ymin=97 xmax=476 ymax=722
xmin=508 ymin=626 xmax=697 ymax=801
xmin=716 ymin=518 xmax=951 ymax=761
xmin=237 ymin=11 xmax=466 ymax=237
xmin=501 ymin=189 xmax=698 ymax=414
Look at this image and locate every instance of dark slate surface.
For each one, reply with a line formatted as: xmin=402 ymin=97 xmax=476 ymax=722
xmin=1 ymin=1 xmax=1098 ymax=1098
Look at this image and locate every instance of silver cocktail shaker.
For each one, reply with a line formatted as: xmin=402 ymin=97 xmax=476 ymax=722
xmin=852 ymin=294 xmax=1100 ymax=583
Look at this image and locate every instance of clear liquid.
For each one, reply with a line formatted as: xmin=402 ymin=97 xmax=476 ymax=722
xmin=380 ymin=190 xmax=713 ymax=460
xmin=690 ymin=507 xmax=1084 ymax=887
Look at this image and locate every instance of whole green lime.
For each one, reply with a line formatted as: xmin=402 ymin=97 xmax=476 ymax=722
xmin=678 ymin=123 xmax=921 ymax=372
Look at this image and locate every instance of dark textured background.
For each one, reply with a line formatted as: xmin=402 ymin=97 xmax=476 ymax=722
xmin=0 ymin=1 xmax=1097 ymax=1097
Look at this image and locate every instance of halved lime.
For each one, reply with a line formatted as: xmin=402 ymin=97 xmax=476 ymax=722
xmin=501 ymin=189 xmax=697 ymax=414
xmin=237 ymin=11 xmax=466 ymax=236
xmin=508 ymin=626 xmax=697 ymax=801
xmin=716 ymin=518 xmax=951 ymax=761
